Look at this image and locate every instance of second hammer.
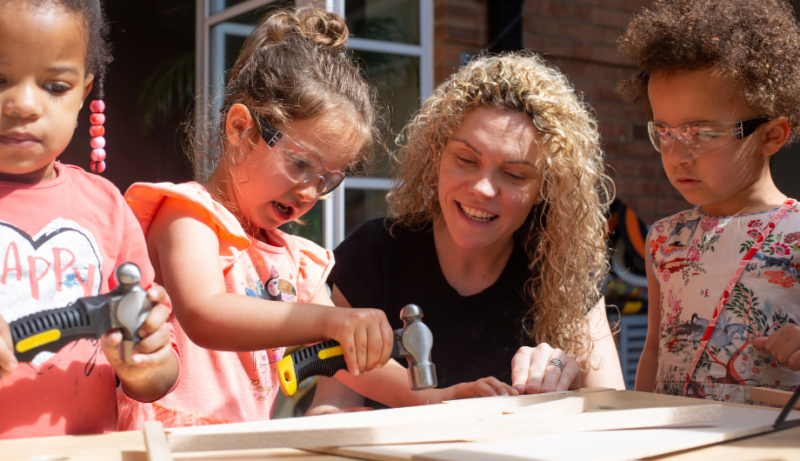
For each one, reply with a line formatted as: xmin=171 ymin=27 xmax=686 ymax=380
xmin=277 ymin=304 xmax=437 ymax=396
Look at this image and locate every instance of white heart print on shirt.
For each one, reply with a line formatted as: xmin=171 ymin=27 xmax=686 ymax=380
xmin=0 ymin=218 xmax=103 ymax=365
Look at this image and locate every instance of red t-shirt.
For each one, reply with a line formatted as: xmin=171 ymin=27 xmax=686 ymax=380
xmin=0 ymin=162 xmax=174 ymax=439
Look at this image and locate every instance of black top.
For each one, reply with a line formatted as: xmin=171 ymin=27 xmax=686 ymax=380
xmin=328 ymin=218 xmax=535 ymax=388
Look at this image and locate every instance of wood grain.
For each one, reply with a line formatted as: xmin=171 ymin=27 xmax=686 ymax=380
xmin=144 ymin=421 xmax=174 ymax=461
xmin=166 ymin=404 xmax=722 ymax=453
xmin=749 ymin=387 xmax=800 ymax=409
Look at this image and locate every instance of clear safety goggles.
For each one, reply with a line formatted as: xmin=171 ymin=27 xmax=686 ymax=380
xmin=648 ymin=116 xmax=770 ymax=156
xmin=252 ymin=111 xmax=346 ymax=197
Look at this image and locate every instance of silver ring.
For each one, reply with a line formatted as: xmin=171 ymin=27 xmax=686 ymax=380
xmin=547 ymin=358 xmax=564 ymax=371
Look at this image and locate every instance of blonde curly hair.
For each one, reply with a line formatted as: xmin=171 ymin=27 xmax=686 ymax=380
xmin=388 ymin=52 xmax=613 ymax=357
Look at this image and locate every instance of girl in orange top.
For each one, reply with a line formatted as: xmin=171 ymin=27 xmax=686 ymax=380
xmin=119 ymin=7 xmax=515 ymax=429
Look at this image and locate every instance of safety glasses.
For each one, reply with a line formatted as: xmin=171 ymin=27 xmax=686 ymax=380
xmin=648 ymin=116 xmax=770 ymax=156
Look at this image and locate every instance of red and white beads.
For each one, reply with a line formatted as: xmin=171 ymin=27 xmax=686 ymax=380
xmin=89 ymin=100 xmax=106 ymax=173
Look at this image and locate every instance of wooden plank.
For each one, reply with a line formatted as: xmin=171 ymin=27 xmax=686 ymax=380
xmin=166 ymin=389 xmax=616 ymax=439
xmin=166 ymin=404 xmax=722 ymax=453
xmin=407 ymin=406 xmax=800 ymax=461
xmin=501 ymin=396 xmax=585 ymax=415
xmin=651 ymin=422 xmax=800 ymax=461
xmin=144 ymin=421 xmax=174 ymax=461
xmin=749 ymin=387 xmax=800 ymax=409
xmin=0 ymin=431 xmax=145 ymax=461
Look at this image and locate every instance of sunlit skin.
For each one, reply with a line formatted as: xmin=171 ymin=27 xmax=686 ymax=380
xmin=434 ymin=105 xmax=543 ymax=296
xmin=648 ymin=68 xmax=789 ymax=217
xmin=0 ymin=4 xmax=178 ymax=402
xmin=224 ymin=103 xmax=354 ymax=239
xmin=0 ymin=3 xmax=93 ymax=184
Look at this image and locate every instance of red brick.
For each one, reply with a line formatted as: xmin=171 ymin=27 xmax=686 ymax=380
xmin=542 ymin=1 xmax=569 ymax=18
xmin=571 ymin=5 xmax=591 ymax=22
xmin=524 ymin=35 xmax=543 ymax=51
xmin=595 ymin=101 xmax=622 ymax=120
xmin=598 ymin=121 xmax=632 ymax=140
xmin=606 ymin=158 xmax=637 ymax=177
xmin=593 ymin=44 xmax=630 ymax=66
xmin=525 ymin=14 xmax=559 ymax=36
xmin=636 ymin=161 xmax=661 ymax=178
xmin=591 ymin=7 xmax=631 ymax=28
xmin=622 ymin=140 xmax=659 ymax=159
xmin=539 ymin=37 xmax=572 ymax=57
xmin=627 ymin=179 xmax=663 ymax=196
xmin=435 ymin=43 xmax=476 ymax=64
xmin=629 ymin=197 xmax=657 ymax=222
xmin=441 ymin=3 xmax=484 ymax=25
xmin=588 ymin=82 xmax=621 ymax=101
xmin=573 ymin=42 xmax=592 ymax=60
xmin=603 ymin=28 xmax=623 ymax=44
xmin=625 ymin=0 xmax=654 ymax=12
xmin=561 ymin=22 xmax=603 ymax=42
xmin=438 ymin=24 xmax=484 ymax=46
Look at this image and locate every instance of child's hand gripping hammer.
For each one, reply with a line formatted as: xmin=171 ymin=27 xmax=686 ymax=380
xmin=9 ymin=263 xmax=152 ymax=364
xmin=278 ymin=304 xmax=438 ymax=396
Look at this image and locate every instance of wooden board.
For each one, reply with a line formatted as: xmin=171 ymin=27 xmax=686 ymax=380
xmin=749 ymin=387 xmax=800 ymax=409
xmin=145 ymin=422 xmax=174 ymax=461
xmin=165 ymin=404 xmax=721 ymax=452
xmin=317 ymin=405 xmax=800 ymax=461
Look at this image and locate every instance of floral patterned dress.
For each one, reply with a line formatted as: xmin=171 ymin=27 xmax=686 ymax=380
xmin=649 ymin=204 xmax=800 ymax=403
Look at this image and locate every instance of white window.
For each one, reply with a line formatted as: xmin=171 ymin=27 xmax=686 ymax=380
xmin=195 ymin=0 xmax=433 ymax=249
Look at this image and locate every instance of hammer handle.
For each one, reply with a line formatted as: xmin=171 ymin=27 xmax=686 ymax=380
xmin=277 ymin=340 xmax=347 ymax=397
xmin=10 ymin=296 xmax=110 ymax=363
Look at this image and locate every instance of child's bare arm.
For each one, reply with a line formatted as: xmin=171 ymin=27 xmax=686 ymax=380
xmin=580 ymin=299 xmax=625 ymax=389
xmin=0 ymin=315 xmax=17 ymax=378
xmin=148 ymin=197 xmax=394 ymax=375
xmin=754 ymin=323 xmax=800 ymax=371
xmin=101 ymin=285 xmax=179 ymax=402
xmin=635 ymin=236 xmax=661 ymax=392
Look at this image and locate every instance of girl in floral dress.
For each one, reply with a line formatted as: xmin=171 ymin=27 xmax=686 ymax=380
xmin=617 ymin=0 xmax=800 ymax=404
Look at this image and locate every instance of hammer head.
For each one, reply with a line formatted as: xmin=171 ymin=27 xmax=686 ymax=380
xmin=394 ymin=304 xmax=437 ymax=390
xmin=108 ymin=263 xmax=153 ymax=364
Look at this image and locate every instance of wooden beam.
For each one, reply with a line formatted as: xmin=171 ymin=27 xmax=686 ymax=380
xmin=749 ymin=387 xmax=800 ymax=410
xmin=166 ymin=404 xmax=723 ymax=453
xmin=144 ymin=421 xmax=174 ymax=461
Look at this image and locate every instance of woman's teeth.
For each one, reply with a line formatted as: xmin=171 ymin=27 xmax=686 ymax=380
xmin=275 ymin=202 xmax=290 ymax=214
xmin=460 ymin=204 xmax=497 ymax=222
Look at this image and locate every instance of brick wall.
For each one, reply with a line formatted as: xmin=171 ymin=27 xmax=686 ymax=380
xmin=520 ymin=0 xmax=688 ymax=224
xmin=433 ymin=0 xmax=488 ymax=85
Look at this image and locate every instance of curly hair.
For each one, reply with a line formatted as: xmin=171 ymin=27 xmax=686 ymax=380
xmin=617 ymin=0 xmax=800 ymax=144
xmin=190 ymin=7 xmax=386 ymax=227
xmin=388 ymin=52 xmax=613 ymax=358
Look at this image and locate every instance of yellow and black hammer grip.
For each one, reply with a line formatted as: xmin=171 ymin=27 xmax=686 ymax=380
xmin=278 ymin=339 xmax=346 ymax=397
xmin=10 ymin=296 xmax=111 ymax=363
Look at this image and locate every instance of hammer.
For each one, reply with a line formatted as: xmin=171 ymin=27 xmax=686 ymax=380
xmin=9 ymin=263 xmax=152 ymax=365
xmin=277 ymin=304 xmax=437 ymax=396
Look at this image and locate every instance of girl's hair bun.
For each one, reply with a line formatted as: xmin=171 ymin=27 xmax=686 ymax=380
xmin=296 ymin=7 xmax=348 ymax=52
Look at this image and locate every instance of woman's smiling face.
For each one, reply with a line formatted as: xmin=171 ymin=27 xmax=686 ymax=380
xmin=437 ymin=105 xmax=543 ymax=251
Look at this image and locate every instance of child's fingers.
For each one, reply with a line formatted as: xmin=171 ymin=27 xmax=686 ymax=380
xmin=753 ymin=336 xmax=769 ymax=350
xmin=353 ymin=325 xmax=368 ymax=375
xmin=131 ymin=343 xmax=173 ymax=368
xmin=365 ymin=321 xmax=383 ymax=372
xmin=146 ymin=284 xmax=167 ymax=304
xmin=132 ymin=325 xmax=171 ymax=356
xmin=480 ymin=377 xmax=514 ymax=396
xmin=339 ymin=335 xmax=359 ymax=377
xmin=138 ymin=303 xmax=171 ymax=338
xmin=376 ymin=319 xmax=394 ymax=368
xmin=773 ymin=329 xmax=800 ymax=370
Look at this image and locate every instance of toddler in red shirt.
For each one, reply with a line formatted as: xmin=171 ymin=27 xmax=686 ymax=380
xmin=0 ymin=0 xmax=179 ymax=439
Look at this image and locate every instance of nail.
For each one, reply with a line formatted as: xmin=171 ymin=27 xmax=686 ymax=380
xmin=9 ymin=360 xmax=17 ymax=370
xmin=526 ymin=385 xmax=540 ymax=394
xmin=512 ymin=384 xmax=525 ymax=393
xmin=376 ymin=363 xmax=383 ymax=369
xmin=133 ymin=355 xmax=144 ymax=364
xmin=509 ymin=387 xmax=520 ymax=396
xmin=541 ymin=386 xmax=553 ymax=393
xmin=353 ymin=369 xmax=359 ymax=377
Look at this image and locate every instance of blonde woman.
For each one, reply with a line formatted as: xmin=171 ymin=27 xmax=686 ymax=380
xmin=309 ymin=52 xmax=624 ymax=414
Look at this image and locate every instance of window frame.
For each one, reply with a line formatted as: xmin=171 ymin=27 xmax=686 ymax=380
xmin=195 ymin=0 xmax=433 ymax=249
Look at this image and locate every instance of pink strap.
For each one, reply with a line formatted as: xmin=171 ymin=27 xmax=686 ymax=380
xmin=681 ymin=199 xmax=796 ymax=396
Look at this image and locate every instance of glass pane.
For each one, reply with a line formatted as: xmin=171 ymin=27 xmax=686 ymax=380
xmin=345 ymin=188 xmax=388 ymax=237
xmin=280 ymin=200 xmax=324 ymax=245
xmin=351 ymin=50 xmax=420 ymax=177
xmin=345 ymin=0 xmax=420 ymax=45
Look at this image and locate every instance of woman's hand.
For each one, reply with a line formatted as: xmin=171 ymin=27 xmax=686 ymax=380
xmin=102 ymin=284 xmax=179 ymax=401
xmin=511 ymin=344 xmax=581 ymax=394
xmin=451 ymin=376 xmax=519 ymax=399
xmin=0 ymin=315 xmax=18 ymax=378
xmin=754 ymin=324 xmax=800 ymax=371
